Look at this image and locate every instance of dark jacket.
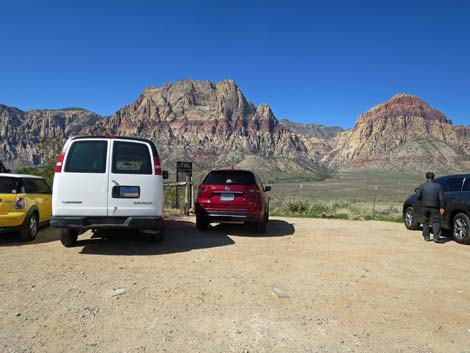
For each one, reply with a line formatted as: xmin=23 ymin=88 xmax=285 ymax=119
xmin=416 ymin=180 xmax=445 ymax=208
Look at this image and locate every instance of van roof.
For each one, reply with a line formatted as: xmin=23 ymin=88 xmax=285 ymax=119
xmin=0 ymin=173 xmax=44 ymax=179
xmin=70 ymin=136 xmax=159 ymax=156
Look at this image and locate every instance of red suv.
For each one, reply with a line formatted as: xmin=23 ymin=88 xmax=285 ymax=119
xmin=195 ymin=169 xmax=271 ymax=233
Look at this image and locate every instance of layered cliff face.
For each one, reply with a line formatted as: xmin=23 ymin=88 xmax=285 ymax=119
xmin=327 ymin=94 xmax=470 ymax=172
xmin=454 ymin=125 xmax=470 ymax=156
xmin=1 ymin=81 xmax=469 ymax=176
xmin=0 ymin=105 xmax=100 ymax=168
xmin=87 ymin=80 xmax=315 ymax=172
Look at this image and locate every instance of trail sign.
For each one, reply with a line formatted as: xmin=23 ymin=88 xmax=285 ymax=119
xmin=177 ymin=161 xmax=192 ymax=176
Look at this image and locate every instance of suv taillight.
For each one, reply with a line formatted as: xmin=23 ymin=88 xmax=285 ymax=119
xmin=15 ymin=197 xmax=26 ymax=210
xmin=153 ymin=155 xmax=162 ymax=175
xmin=198 ymin=184 xmax=211 ymax=194
xmin=55 ymin=153 xmax=65 ymax=173
xmin=246 ymin=185 xmax=261 ymax=198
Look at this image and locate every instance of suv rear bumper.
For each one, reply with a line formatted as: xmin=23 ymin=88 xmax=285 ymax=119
xmin=50 ymin=216 xmax=163 ymax=230
xmin=205 ymin=212 xmax=257 ymax=222
xmin=195 ymin=203 xmax=261 ymax=223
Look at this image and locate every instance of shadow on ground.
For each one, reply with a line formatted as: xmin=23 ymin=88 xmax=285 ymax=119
xmin=210 ymin=219 xmax=295 ymax=238
xmin=78 ymin=218 xmax=295 ymax=256
xmin=0 ymin=225 xmax=60 ymax=247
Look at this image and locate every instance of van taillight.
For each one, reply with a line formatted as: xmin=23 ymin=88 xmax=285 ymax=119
xmin=153 ymin=156 xmax=162 ymax=175
xmin=15 ymin=197 xmax=26 ymax=210
xmin=55 ymin=153 xmax=65 ymax=173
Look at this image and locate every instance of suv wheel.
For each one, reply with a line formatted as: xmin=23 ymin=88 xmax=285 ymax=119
xmin=404 ymin=206 xmax=420 ymax=230
xmin=61 ymin=229 xmax=79 ymax=247
xmin=452 ymin=213 xmax=470 ymax=244
xmin=255 ymin=212 xmax=268 ymax=234
xmin=20 ymin=212 xmax=39 ymax=242
xmin=196 ymin=216 xmax=209 ymax=231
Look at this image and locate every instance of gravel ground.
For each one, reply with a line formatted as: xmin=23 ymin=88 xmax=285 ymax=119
xmin=1 ymin=215 xmax=469 ymax=353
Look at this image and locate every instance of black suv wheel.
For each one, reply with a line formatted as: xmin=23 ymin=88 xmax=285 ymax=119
xmin=452 ymin=213 xmax=470 ymax=244
xmin=404 ymin=206 xmax=420 ymax=230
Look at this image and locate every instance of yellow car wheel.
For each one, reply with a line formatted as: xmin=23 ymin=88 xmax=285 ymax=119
xmin=20 ymin=212 xmax=39 ymax=242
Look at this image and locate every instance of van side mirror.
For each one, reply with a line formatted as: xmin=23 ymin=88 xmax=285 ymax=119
xmin=264 ymin=186 xmax=271 ymax=192
xmin=162 ymin=170 xmax=169 ymax=180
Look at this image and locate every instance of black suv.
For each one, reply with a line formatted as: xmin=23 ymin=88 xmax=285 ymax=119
xmin=403 ymin=174 xmax=470 ymax=244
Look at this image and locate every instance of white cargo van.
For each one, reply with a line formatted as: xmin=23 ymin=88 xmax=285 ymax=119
xmin=51 ymin=136 xmax=167 ymax=247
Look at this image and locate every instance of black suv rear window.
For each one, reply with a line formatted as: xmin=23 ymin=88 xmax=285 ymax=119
xmin=112 ymin=141 xmax=152 ymax=174
xmin=443 ymin=177 xmax=464 ymax=192
xmin=0 ymin=177 xmax=21 ymax=194
xmin=65 ymin=141 xmax=108 ymax=173
xmin=463 ymin=178 xmax=470 ymax=192
xmin=203 ymin=171 xmax=256 ymax=185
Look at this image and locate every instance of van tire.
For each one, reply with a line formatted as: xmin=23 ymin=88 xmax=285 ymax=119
xmin=151 ymin=223 xmax=165 ymax=242
xmin=20 ymin=212 xmax=39 ymax=242
xmin=61 ymin=229 xmax=78 ymax=247
xmin=196 ymin=216 xmax=209 ymax=231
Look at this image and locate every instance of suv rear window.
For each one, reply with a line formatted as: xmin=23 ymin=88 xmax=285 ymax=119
xmin=463 ymin=178 xmax=470 ymax=192
xmin=203 ymin=171 xmax=256 ymax=185
xmin=0 ymin=177 xmax=21 ymax=194
xmin=65 ymin=141 xmax=108 ymax=173
xmin=112 ymin=141 xmax=152 ymax=174
xmin=443 ymin=177 xmax=464 ymax=192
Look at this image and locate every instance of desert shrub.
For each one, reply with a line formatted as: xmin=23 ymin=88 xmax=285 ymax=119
xmin=284 ymin=198 xmax=311 ymax=214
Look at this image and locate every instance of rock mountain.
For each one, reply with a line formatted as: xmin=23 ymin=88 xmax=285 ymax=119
xmin=1 ymin=80 xmax=469 ymax=178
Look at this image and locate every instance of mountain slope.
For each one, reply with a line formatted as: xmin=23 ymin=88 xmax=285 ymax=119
xmin=0 ymin=105 xmax=100 ymax=168
xmin=327 ymin=94 xmax=470 ymax=172
xmin=280 ymin=119 xmax=344 ymax=140
xmin=86 ymin=80 xmax=324 ymax=179
xmin=0 ymin=83 xmax=469 ymax=176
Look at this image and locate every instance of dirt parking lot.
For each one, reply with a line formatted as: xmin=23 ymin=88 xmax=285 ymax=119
xmin=1 ymin=216 xmax=469 ymax=353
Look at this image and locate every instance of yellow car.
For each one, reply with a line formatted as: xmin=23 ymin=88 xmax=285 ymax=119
xmin=0 ymin=173 xmax=52 ymax=241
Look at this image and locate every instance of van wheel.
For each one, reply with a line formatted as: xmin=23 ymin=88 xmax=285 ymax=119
xmin=404 ymin=207 xmax=420 ymax=230
xmin=196 ymin=216 xmax=209 ymax=231
xmin=452 ymin=213 xmax=470 ymax=244
xmin=20 ymin=212 xmax=39 ymax=242
xmin=151 ymin=223 xmax=165 ymax=242
xmin=61 ymin=229 xmax=78 ymax=247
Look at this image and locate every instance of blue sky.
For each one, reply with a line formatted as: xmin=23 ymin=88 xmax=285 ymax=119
xmin=1 ymin=0 xmax=469 ymax=128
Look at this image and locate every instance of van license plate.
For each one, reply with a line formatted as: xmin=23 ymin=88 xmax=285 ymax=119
xmin=221 ymin=193 xmax=234 ymax=201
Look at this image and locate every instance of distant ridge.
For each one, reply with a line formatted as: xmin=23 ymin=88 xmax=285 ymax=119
xmin=1 ymin=79 xmax=469 ymax=176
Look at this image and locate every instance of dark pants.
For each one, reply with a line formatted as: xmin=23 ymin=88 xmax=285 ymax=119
xmin=422 ymin=207 xmax=442 ymax=239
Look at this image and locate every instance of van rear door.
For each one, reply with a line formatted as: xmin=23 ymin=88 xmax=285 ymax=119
xmin=107 ymin=140 xmax=157 ymax=217
xmin=55 ymin=139 xmax=110 ymax=216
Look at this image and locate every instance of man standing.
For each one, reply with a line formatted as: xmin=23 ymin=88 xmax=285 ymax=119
xmin=416 ymin=172 xmax=445 ymax=243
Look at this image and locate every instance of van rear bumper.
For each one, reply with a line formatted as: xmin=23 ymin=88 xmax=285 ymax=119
xmin=50 ymin=216 xmax=163 ymax=230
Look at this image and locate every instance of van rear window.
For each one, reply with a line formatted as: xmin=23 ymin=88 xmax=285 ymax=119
xmin=65 ymin=141 xmax=108 ymax=173
xmin=0 ymin=177 xmax=21 ymax=194
xmin=112 ymin=141 xmax=152 ymax=174
xmin=203 ymin=171 xmax=256 ymax=185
